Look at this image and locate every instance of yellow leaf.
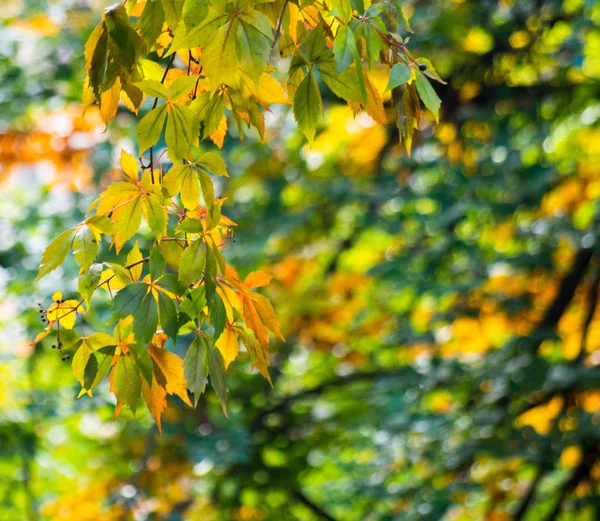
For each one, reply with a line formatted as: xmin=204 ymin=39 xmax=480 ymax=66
xmin=29 ymin=325 xmax=52 ymax=346
xmin=112 ymin=195 xmax=144 ymax=253
xmin=46 ymin=299 xmax=82 ymax=330
xmin=148 ymin=344 xmax=193 ymax=406
xmin=100 ymin=78 xmax=121 ymax=126
xmin=210 ymin=115 xmax=228 ymax=149
xmin=126 ymin=241 xmax=144 ymax=282
xmin=120 ymin=148 xmax=139 ymax=182
xmin=216 ymin=327 xmax=239 ymax=369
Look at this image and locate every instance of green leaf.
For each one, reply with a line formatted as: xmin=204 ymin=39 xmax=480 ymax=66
xmin=196 ymin=151 xmax=228 ymax=177
xmin=292 ymin=71 xmax=322 ymax=142
xmin=178 ymin=239 xmax=206 ymax=287
xmin=191 ymin=91 xmax=225 ymax=139
xmin=83 ymin=354 xmax=99 ymax=391
xmin=236 ymin=14 xmax=271 ymax=83
xmin=204 ymin=245 xmax=217 ymax=306
xmin=144 ymin=193 xmax=167 ymax=240
xmin=183 ymin=334 xmax=209 ymax=406
xmin=150 ymin=245 xmax=166 ymax=281
xmin=37 ymin=228 xmax=76 ymax=281
xmin=386 ymin=63 xmax=412 ymax=91
xmin=87 ymin=215 xmax=115 ymax=235
xmin=158 ymin=291 xmax=179 ymax=343
xmin=202 ymin=20 xmax=238 ymax=89
xmin=88 ymin=24 xmax=110 ymax=98
xmin=206 ymin=203 xmax=221 ymax=231
xmin=169 ymin=75 xmax=199 ymax=100
xmin=317 ymin=58 xmax=363 ymax=102
xmin=140 ymin=0 xmax=165 ymax=47
xmin=163 ymin=164 xmax=197 ymax=210
xmin=161 ymin=0 xmax=183 ymax=32
xmin=112 ymin=283 xmax=148 ymax=319
xmin=157 ymin=273 xmax=186 ymax=297
xmin=133 ymin=293 xmax=159 ymax=345
xmin=333 ymin=25 xmax=356 ymax=74
xmin=127 ymin=342 xmax=154 ymax=385
xmin=198 ymin=170 xmax=215 ymax=207
xmin=137 ymin=104 xmax=167 ymax=154
xmin=135 ymin=79 xmax=168 ymax=99
xmin=165 ymin=104 xmax=197 ymax=162
xmin=93 ymin=346 xmax=116 ymax=388
xmin=180 ymin=285 xmax=206 ymax=319
xmin=105 ymin=262 xmax=133 ymax=286
xmin=209 ymin=291 xmax=227 ymax=340
xmin=78 ymin=263 xmax=103 ymax=309
xmin=183 ymin=0 xmax=208 ymax=29
xmin=112 ymin=355 xmax=142 ymax=414
xmin=177 ymin=218 xmax=203 ymax=233
xmin=305 ymin=24 xmax=327 ymax=63
xmin=73 ymin=224 xmax=98 ymax=271
xmin=415 ymin=71 xmax=441 ymax=123
xmin=415 ymin=57 xmax=446 ymax=84
xmin=208 ymin=346 xmax=228 ymax=415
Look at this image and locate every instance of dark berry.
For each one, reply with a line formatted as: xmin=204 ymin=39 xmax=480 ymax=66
xmin=61 ymin=355 xmax=67 ymax=361
xmin=39 ymin=310 xmax=43 ymax=313
xmin=55 ymin=300 xmax=60 ymax=304
xmin=419 ymin=64 xmax=427 ymax=71
xmin=58 ymin=343 xmax=62 ymax=348
xmin=52 ymin=344 xmax=56 ymax=349
xmin=65 ymin=354 xmax=70 ymax=360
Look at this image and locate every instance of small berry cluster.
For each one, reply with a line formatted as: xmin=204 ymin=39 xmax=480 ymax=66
xmin=37 ymin=301 xmax=70 ymax=362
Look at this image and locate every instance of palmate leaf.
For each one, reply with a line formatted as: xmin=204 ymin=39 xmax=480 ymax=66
xmin=58 ymin=0 xmax=443 ymax=429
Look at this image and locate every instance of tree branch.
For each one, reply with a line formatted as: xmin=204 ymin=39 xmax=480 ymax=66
xmin=512 ymin=467 xmax=545 ymax=521
xmin=293 ymin=489 xmax=339 ymax=521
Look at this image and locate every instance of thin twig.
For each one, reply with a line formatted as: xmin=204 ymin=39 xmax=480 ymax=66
xmin=271 ymin=0 xmax=291 ymax=51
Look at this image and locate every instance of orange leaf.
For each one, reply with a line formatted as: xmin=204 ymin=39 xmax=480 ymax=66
xmin=251 ymin=293 xmax=285 ymax=341
xmin=242 ymin=296 xmax=269 ymax=349
xmin=244 ymin=271 xmax=272 ymax=288
xmin=142 ymin=374 xmax=168 ymax=434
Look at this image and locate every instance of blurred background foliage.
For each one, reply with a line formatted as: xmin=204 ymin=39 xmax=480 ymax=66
xmin=1 ymin=0 xmax=600 ymax=520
